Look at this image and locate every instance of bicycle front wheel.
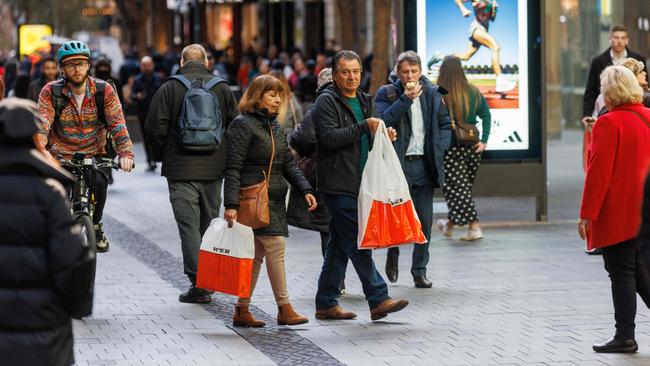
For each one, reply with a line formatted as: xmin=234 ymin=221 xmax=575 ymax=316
xmin=75 ymin=214 xmax=96 ymax=250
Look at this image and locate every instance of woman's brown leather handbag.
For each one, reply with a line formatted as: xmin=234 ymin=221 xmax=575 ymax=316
xmin=451 ymin=120 xmax=480 ymax=146
xmin=237 ymin=124 xmax=275 ymax=229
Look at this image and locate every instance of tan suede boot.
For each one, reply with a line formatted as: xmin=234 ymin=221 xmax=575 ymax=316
xmin=277 ymin=303 xmax=309 ymax=326
xmin=232 ymin=304 xmax=265 ymax=328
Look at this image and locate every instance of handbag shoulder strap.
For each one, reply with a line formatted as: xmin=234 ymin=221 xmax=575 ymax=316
xmin=266 ymin=123 xmax=275 ymax=180
xmin=625 ymin=109 xmax=650 ymax=129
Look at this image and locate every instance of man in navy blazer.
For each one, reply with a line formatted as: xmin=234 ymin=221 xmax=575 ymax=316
xmin=375 ymin=51 xmax=452 ymax=288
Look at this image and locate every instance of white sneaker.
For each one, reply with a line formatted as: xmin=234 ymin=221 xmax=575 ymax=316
xmin=459 ymin=228 xmax=483 ymax=241
xmin=436 ymin=219 xmax=453 ymax=238
xmin=495 ymin=75 xmax=516 ymax=93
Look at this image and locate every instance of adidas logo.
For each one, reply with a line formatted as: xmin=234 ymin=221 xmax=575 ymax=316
xmin=502 ymin=131 xmax=523 ymax=143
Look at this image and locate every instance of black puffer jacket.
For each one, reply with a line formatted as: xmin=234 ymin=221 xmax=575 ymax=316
xmin=224 ymin=109 xmax=313 ymax=236
xmin=0 ymin=147 xmax=92 ymax=366
xmin=311 ymin=84 xmax=377 ymax=197
xmin=287 ymin=110 xmax=330 ymax=232
xmin=145 ymin=62 xmax=239 ymax=180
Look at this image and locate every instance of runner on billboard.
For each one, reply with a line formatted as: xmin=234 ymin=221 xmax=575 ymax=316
xmin=428 ymin=0 xmax=516 ymax=94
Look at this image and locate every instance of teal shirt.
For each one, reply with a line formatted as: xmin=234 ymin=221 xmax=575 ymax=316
xmin=346 ymin=96 xmax=369 ymax=174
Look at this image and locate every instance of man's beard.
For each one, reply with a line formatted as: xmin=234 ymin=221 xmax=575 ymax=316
xmin=66 ymin=71 xmax=88 ymax=88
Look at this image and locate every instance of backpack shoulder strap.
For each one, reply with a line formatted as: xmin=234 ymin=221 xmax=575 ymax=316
xmin=168 ymin=74 xmax=192 ymax=90
xmin=384 ymin=84 xmax=397 ymax=103
xmin=202 ymin=76 xmax=226 ymax=91
xmin=94 ymin=79 xmax=107 ymax=126
xmin=51 ymin=79 xmax=67 ymax=124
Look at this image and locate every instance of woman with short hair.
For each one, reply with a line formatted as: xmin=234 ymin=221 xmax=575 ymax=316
xmin=224 ymin=75 xmax=317 ymax=327
xmin=579 ymin=65 xmax=650 ymax=353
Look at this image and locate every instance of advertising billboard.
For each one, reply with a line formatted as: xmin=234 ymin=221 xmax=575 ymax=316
xmin=18 ymin=24 xmax=52 ymax=56
xmin=417 ymin=0 xmax=538 ymax=158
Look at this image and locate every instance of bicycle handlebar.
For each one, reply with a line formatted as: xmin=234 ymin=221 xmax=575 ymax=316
xmin=60 ymin=157 xmax=120 ymax=171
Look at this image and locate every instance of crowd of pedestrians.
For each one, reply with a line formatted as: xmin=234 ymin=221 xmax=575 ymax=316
xmin=3 ymin=20 xmax=650 ymax=365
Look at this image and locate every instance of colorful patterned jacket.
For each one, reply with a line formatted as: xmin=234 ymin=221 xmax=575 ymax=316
xmin=37 ymin=77 xmax=134 ymax=160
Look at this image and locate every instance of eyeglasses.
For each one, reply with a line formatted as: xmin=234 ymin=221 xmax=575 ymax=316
xmin=63 ymin=61 xmax=90 ymax=71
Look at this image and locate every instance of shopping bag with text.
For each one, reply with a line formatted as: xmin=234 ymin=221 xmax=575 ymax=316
xmin=358 ymin=121 xmax=427 ymax=249
xmin=196 ymin=218 xmax=255 ymax=297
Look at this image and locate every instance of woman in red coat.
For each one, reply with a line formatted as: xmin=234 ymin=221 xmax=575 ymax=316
xmin=579 ymin=65 xmax=650 ymax=353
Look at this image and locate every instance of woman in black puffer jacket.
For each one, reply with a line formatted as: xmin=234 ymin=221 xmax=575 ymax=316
xmin=224 ymin=75 xmax=317 ymax=328
xmin=0 ymin=98 xmax=95 ymax=366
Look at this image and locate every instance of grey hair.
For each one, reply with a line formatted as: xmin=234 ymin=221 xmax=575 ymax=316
xmin=140 ymin=56 xmax=153 ymax=64
xmin=332 ymin=50 xmax=362 ymax=74
xmin=181 ymin=44 xmax=208 ymax=64
xmin=394 ymin=51 xmax=422 ymax=72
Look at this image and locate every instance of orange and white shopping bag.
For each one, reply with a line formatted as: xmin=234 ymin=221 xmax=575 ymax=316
xmin=196 ymin=218 xmax=255 ymax=297
xmin=358 ymin=121 xmax=427 ymax=249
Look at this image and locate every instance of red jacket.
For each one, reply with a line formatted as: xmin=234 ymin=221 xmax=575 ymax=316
xmin=580 ymin=103 xmax=650 ymax=249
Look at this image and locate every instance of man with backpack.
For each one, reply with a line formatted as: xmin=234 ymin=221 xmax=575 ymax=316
xmin=37 ymin=40 xmax=135 ymax=253
xmin=146 ymin=44 xmax=238 ymax=304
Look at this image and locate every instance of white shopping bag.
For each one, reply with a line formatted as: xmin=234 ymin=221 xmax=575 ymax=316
xmin=196 ymin=218 xmax=255 ymax=297
xmin=357 ymin=120 xmax=426 ymax=249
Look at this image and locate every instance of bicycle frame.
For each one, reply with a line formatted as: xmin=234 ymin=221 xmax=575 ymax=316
xmin=61 ymin=153 xmax=116 ymax=219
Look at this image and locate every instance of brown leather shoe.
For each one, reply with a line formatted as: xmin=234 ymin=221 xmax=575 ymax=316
xmin=370 ymin=299 xmax=409 ymax=321
xmin=277 ymin=303 xmax=309 ymax=326
xmin=232 ymin=304 xmax=266 ymax=328
xmin=315 ymin=306 xmax=357 ymax=320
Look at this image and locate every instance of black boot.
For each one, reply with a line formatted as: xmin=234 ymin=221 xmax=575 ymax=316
xmin=414 ymin=274 xmax=432 ymax=288
xmin=385 ymin=254 xmax=398 ymax=283
xmin=593 ymin=337 xmax=638 ymax=353
xmin=179 ymin=286 xmax=212 ymax=304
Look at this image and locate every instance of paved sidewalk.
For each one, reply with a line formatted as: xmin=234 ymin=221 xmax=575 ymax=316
xmin=70 ymin=130 xmax=650 ymax=365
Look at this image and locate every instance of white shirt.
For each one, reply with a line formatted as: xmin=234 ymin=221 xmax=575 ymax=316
xmin=610 ymin=49 xmax=628 ymax=65
xmin=73 ymin=92 xmax=85 ymax=114
xmin=406 ymin=96 xmax=425 ymax=156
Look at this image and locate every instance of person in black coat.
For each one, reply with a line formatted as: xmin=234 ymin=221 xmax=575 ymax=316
xmin=26 ymin=57 xmax=58 ymax=103
xmin=0 ymin=98 xmax=95 ymax=366
xmin=582 ymin=25 xmax=647 ymax=154
xmin=145 ymin=44 xmax=239 ymax=304
xmin=131 ymin=56 xmax=163 ymax=171
xmin=224 ymin=75 xmax=316 ymax=328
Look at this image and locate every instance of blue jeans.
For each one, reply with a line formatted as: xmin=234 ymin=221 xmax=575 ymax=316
xmin=388 ymin=158 xmax=434 ymax=277
xmin=315 ymin=194 xmax=389 ymax=310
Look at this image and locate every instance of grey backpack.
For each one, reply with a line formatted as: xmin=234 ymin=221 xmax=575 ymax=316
xmin=169 ymin=75 xmax=226 ymax=151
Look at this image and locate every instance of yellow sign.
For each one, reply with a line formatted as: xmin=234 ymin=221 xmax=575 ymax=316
xmin=19 ymin=24 xmax=53 ymax=56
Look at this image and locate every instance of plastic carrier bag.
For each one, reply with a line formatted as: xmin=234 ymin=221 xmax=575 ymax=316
xmin=196 ymin=218 xmax=255 ymax=297
xmin=358 ymin=121 xmax=427 ymax=249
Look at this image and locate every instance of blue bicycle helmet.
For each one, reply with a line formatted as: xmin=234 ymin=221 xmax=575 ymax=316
xmin=57 ymin=41 xmax=91 ymax=64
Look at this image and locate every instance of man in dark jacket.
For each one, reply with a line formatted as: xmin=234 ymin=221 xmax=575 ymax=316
xmin=312 ymin=50 xmax=409 ymax=321
xmin=132 ymin=56 xmax=163 ymax=171
xmin=146 ymin=44 xmax=238 ymax=304
xmin=26 ymin=56 xmax=58 ymax=102
xmin=0 ymin=98 xmax=95 ymax=366
xmin=375 ymin=51 xmax=452 ymax=288
xmin=582 ymin=25 xmax=647 ymax=124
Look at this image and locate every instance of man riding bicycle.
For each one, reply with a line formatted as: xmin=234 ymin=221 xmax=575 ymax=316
xmin=37 ymin=40 xmax=135 ymax=252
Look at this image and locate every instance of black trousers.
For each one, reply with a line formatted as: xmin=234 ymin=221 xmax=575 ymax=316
xmin=138 ymin=114 xmax=155 ymax=166
xmin=602 ymin=238 xmax=650 ymax=339
xmin=92 ymin=168 xmax=109 ymax=225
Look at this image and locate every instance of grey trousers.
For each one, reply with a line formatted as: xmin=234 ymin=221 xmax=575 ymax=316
xmin=167 ymin=179 xmax=222 ymax=286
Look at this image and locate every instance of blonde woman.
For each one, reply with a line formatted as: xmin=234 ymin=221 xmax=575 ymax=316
xmin=579 ymin=66 xmax=650 ymax=353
